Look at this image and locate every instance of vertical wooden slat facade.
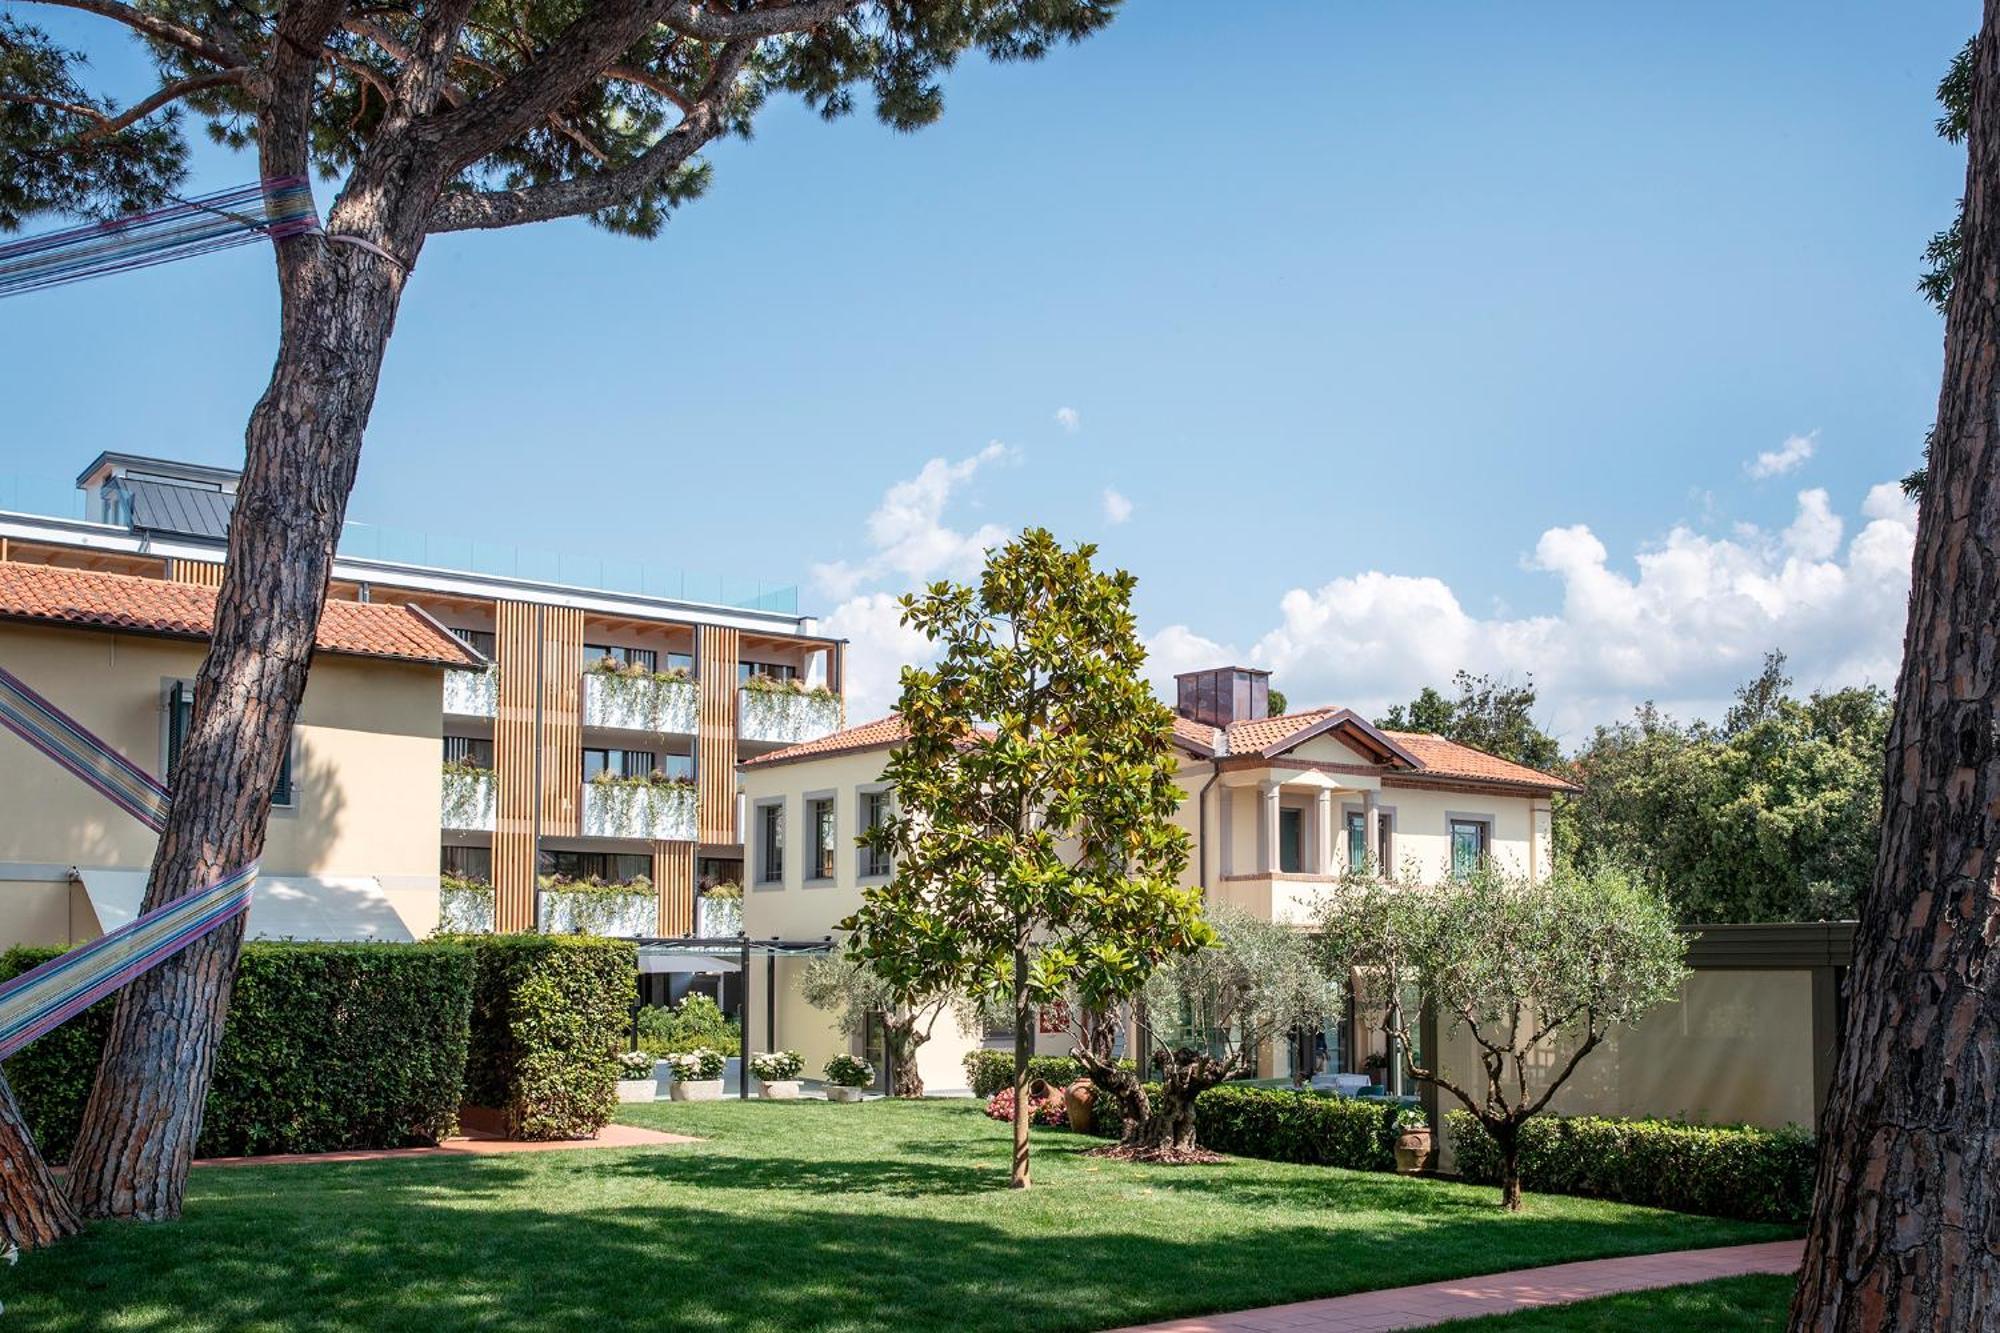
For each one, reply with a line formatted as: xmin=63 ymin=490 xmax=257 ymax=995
xmin=167 ymin=558 xmax=225 ymax=586
xmin=538 ymin=606 xmax=584 ymax=837
xmin=696 ymin=625 xmax=741 ymax=844
xmin=493 ymin=601 xmax=540 ymax=932
xmin=652 ymin=840 xmax=695 ymax=935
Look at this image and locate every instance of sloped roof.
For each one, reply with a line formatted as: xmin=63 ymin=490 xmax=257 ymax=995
xmin=0 ymin=562 xmax=483 ymax=669
xmin=1377 ymin=729 xmax=1578 ymax=792
xmin=738 ymin=713 xmax=910 ymax=769
xmin=126 ymin=479 xmax=234 ymax=541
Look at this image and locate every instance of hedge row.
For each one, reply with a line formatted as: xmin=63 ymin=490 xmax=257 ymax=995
xmin=961 ymin=1050 xmax=1136 ymax=1098
xmin=1447 ymin=1110 xmax=1818 ymax=1223
xmin=462 ymin=934 xmax=635 ymax=1140
xmin=0 ymin=942 xmax=475 ymax=1160
xmin=1195 ymin=1085 xmax=1401 ymax=1171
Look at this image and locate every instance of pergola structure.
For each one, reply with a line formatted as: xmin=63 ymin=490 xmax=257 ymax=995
xmin=633 ymin=935 xmax=837 ymax=1099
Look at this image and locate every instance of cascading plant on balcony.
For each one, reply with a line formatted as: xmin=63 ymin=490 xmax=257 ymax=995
xmin=440 ymin=759 xmax=496 ymax=829
xmin=740 ymin=674 xmax=840 ymax=740
xmin=584 ymin=656 xmax=697 ymax=732
xmin=438 ymin=873 xmax=496 ymax=933
xmin=585 ymin=769 xmax=696 ymax=839
xmin=537 ymin=873 xmax=656 ymax=936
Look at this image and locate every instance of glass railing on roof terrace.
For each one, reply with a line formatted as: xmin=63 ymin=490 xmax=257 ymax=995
xmin=0 ymin=474 xmax=87 ymax=522
xmin=335 ymin=521 xmax=800 ymax=614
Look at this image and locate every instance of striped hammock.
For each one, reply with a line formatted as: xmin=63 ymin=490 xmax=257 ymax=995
xmin=0 ymin=667 xmax=256 ymax=1061
xmin=0 ymin=177 xmax=320 ymax=299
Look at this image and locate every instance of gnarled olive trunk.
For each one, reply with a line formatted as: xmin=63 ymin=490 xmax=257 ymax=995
xmin=64 ymin=186 xmax=422 ymax=1220
xmin=883 ymin=1015 xmax=926 ymax=1097
xmin=1789 ymin=11 xmax=2000 ymax=1330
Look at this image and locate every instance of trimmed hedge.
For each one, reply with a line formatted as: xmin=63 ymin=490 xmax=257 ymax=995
xmin=461 ymin=934 xmax=635 ymax=1140
xmin=0 ymin=941 xmax=474 ymax=1161
xmin=1195 ymin=1085 xmax=1401 ymax=1171
xmin=962 ymin=1050 xmax=1137 ymax=1098
xmin=1447 ymin=1110 xmax=1818 ymax=1223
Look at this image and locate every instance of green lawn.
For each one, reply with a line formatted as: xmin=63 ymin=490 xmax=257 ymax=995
xmin=3 ymin=1100 xmax=1793 ymax=1332
xmin=1436 ymin=1274 xmax=1796 ymax=1329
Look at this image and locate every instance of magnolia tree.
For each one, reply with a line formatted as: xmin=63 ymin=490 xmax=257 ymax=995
xmin=797 ymin=946 xmax=995 ymax=1098
xmin=1316 ymin=865 xmax=1687 ymax=1211
xmin=1072 ymin=907 xmax=1337 ymax=1162
xmin=0 ymin=0 xmax=1123 ymax=1247
xmin=842 ymin=528 xmax=1208 ymax=1190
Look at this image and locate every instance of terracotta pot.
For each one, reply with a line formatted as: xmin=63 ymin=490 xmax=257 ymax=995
xmin=1064 ymin=1079 xmax=1097 ymax=1134
xmin=1394 ymin=1127 xmax=1433 ymax=1175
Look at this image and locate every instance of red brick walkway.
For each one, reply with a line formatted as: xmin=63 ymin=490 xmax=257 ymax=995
xmin=1109 ymin=1239 xmax=1803 ymax=1332
xmin=191 ymin=1121 xmax=694 ymax=1169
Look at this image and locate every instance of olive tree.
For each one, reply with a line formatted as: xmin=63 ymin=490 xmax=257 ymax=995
xmin=1073 ymin=907 xmax=1337 ymax=1161
xmin=797 ymin=945 xmax=993 ymax=1098
xmin=1316 ymin=864 xmax=1687 ymax=1211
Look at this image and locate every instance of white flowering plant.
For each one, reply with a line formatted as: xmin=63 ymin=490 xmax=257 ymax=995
xmin=617 ymin=1050 xmax=657 ymax=1079
xmin=667 ymin=1048 xmax=727 ymax=1080
xmin=823 ymin=1053 xmax=875 ymax=1088
xmin=750 ymin=1050 xmax=804 ymax=1081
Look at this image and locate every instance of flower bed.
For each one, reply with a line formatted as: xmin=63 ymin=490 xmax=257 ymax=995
xmin=983 ymin=1084 xmax=1071 ymax=1128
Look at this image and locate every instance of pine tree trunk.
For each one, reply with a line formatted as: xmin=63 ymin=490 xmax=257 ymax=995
xmin=1790 ymin=11 xmax=2000 ymax=1326
xmin=0 ymin=1074 xmax=78 ymax=1249
xmin=64 ymin=215 xmax=418 ymax=1221
xmin=1009 ymin=944 xmax=1032 ymax=1189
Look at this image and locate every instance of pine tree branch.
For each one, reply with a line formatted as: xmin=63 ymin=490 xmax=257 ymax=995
xmin=83 ymin=69 xmax=249 ymax=140
xmin=657 ymin=0 xmax=860 ymax=40
xmin=426 ymin=39 xmax=750 ymax=234
xmin=23 ymin=0 xmax=240 ymax=69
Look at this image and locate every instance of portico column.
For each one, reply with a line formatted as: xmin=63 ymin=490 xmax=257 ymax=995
xmin=1314 ymin=789 xmax=1335 ymax=876
xmin=1259 ymin=781 xmax=1281 ymax=873
xmin=1361 ymin=790 xmax=1380 ymax=873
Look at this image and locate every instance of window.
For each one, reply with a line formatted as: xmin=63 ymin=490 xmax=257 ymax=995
xmin=443 ymin=736 xmax=493 ymax=768
xmin=1449 ymin=817 xmax=1490 ymax=877
xmin=1278 ymin=808 xmax=1304 ymax=873
xmin=860 ymin=789 xmax=892 ymax=878
xmin=757 ymin=801 xmax=785 ymax=884
xmin=441 ymin=845 xmax=491 ymax=880
xmin=666 ymin=652 xmax=692 ymax=674
xmin=583 ymin=748 xmax=657 ymax=781
xmin=1346 ymin=811 xmax=1368 ymax=872
xmin=806 ymin=795 xmax=836 ymax=881
xmin=586 ymin=643 xmax=657 ymax=672
xmin=449 ymin=627 xmax=496 ymax=659
xmin=541 ymin=849 xmax=651 ymax=883
xmin=738 ymin=660 xmax=798 ymax=684
xmin=169 ymin=682 xmax=291 ymax=806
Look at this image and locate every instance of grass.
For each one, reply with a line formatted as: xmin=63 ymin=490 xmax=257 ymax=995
xmin=2 ymin=1100 xmax=1794 ymax=1332
xmin=1435 ymin=1274 xmax=1796 ymax=1329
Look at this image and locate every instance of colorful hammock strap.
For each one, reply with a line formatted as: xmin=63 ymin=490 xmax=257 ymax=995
xmin=0 ymin=665 xmax=256 ymax=1062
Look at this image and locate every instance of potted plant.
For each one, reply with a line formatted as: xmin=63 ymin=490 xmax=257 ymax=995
xmin=822 ymin=1053 xmax=874 ymax=1102
xmin=1063 ymin=1077 xmax=1097 ymax=1133
xmin=666 ymin=1047 xmax=728 ymax=1101
xmin=750 ymin=1050 xmax=805 ymax=1099
xmin=615 ymin=1050 xmax=657 ymax=1103
xmin=1393 ymin=1105 xmax=1433 ymax=1174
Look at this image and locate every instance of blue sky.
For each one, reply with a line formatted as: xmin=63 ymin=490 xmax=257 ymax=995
xmin=0 ymin=2 xmax=1972 ymax=735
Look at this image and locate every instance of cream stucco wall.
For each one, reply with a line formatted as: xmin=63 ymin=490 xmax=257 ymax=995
xmin=0 ymin=623 xmax=445 ymax=949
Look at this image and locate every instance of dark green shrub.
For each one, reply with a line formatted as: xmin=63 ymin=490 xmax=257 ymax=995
xmin=1194 ymin=1085 xmax=1400 ymax=1171
xmin=0 ymin=946 xmax=114 ymax=1162
xmin=1446 ymin=1110 xmax=1818 ymax=1223
xmin=462 ymin=934 xmax=635 ymax=1140
xmin=961 ymin=1049 xmax=1136 ymax=1098
xmin=1 ymin=941 xmax=474 ymax=1161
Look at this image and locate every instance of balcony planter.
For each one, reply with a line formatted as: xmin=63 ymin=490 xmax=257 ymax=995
xmin=441 ymin=765 xmax=496 ymax=831
xmin=584 ymin=669 xmax=696 ymax=734
xmin=581 ymin=779 xmax=695 ymax=841
xmin=443 ymin=664 xmax=498 ymax=717
xmin=439 ymin=880 xmax=496 ymax=933
xmin=538 ymin=884 xmax=656 ymax=937
xmin=696 ymin=893 xmax=742 ymax=938
xmin=738 ymin=682 xmax=841 ymax=744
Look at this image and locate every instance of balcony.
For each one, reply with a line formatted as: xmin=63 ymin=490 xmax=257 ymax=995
xmin=583 ymin=668 xmax=696 ymax=734
xmin=441 ymin=765 xmax=496 ymax=831
xmin=443 ymin=664 xmax=499 ymax=718
xmin=539 ymin=885 xmax=658 ymax=937
xmin=738 ymin=683 xmax=841 ymax=745
xmin=1210 ymin=873 xmax=1335 ymax=926
xmin=581 ymin=778 xmax=696 ymax=841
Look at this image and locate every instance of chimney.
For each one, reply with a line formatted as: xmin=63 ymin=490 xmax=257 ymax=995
xmin=1174 ymin=666 xmax=1272 ymax=728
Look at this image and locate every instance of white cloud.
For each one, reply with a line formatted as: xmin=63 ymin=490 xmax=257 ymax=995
xmin=811 ymin=441 xmax=1013 ymax=601
xmin=1054 ymin=406 xmax=1080 ymax=434
xmin=1747 ymin=431 xmax=1818 ymax=479
xmin=812 ymin=443 xmax=1017 ymax=717
xmin=1102 ymin=488 xmax=1134 ymax=525
xmin=1146 ymin=482 xmax=1919 ymax=740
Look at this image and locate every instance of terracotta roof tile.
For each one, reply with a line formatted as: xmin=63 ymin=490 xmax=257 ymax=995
xmin=1378 ymin=729 xmax=1578 ymax=792
xmin=738 ymin=714 xmax=909 ymax=769
xmin=0 ymin=562 xmax=482 ymax=669
xmin=1170 ymin=715 xmax=1220 ymax=755
xmin=1221 ymin=707 xmax=1342 ymax=755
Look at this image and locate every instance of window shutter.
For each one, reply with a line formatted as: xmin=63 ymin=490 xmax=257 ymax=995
xmin=272 ymin=745 xmax=293 ymax=807
xmin=166 ymin=682 xmax=192 ymax=774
